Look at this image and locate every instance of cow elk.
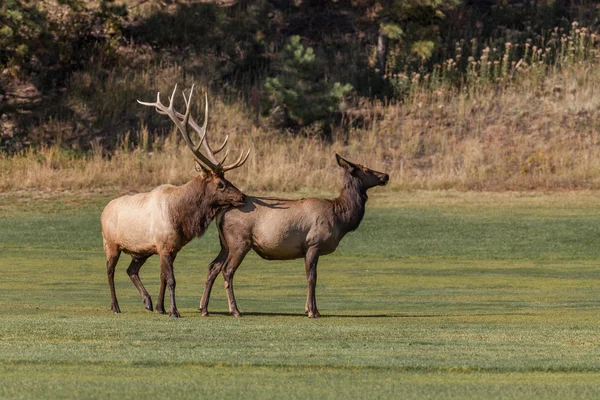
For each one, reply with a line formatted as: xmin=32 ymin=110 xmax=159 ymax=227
xmin=199 ymin=154 xmax=389 ymax=318
xmin=101 ymin=85 xmax=249 ymax=317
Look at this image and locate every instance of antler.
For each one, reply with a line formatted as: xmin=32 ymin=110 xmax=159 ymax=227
xmin=221 ymin=147 xmax=251 ymax=173
xmin=169 ymin=91 xmax=250 ymax=172
xmin=137 ymin=84 xmax=250 ymax=173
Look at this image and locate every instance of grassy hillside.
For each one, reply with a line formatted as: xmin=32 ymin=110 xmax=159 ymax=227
xmin=3 ymin=54 xmax=600 ymax=192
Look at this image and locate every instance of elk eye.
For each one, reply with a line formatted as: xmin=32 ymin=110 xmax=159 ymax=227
xmin=217 ymin=181 xmax=225 ymax=190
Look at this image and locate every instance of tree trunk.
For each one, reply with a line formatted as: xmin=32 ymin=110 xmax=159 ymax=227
xmin=376 ymin=32 xmax=388 ymax=75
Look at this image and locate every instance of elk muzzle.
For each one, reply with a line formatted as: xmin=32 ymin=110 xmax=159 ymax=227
xmin=377 ymin=172 xmax=390 ymax=186
xmin=233 ymin=193 xmax=247 ymax=208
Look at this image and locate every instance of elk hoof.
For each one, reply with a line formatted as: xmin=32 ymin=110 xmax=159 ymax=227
xmin=308 ymin=312 xmax=320 ymax=318
xmin=157 ymin=309 xmax=166 ymax=315
xmin=169 ymin=311 xmax=181 ymax=318
xmin=201 ymin=311 xmax=209 ymax=317
xmin=110 ymin=305 xmax=121 ymax=314
xmin=231 ymin=312 xmax=241 ymax=318
xmin=143 ymin=299 xmax=153 ymax=311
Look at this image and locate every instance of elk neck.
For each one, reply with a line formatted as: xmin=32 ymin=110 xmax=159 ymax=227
xmin=332 ymin=170 xmax=368 ymax=233
xmin=169 ymin=177 xmax=220 ymax=241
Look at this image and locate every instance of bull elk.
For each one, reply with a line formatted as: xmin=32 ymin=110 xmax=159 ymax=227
xmin=101 ymin=85 xmax=249 ymax=317
xmin=199 ymin=154 xmax=389 ymax=318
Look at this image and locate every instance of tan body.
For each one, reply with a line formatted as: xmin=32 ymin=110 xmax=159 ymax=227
xmin=222 ymin=196 xmax=352 ymax=261
xmin=102 ymin=185 xmax=191 ymax=258
xmin=102 ymin=175 xmax=245 ymax=317
xmin=200 ymin=154 xmax=389 ymax=318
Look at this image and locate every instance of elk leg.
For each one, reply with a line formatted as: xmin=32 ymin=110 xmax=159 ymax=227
xmin=222 ymin=249 xmax=249 ymax=317
xmin=304 ymin=247 xmax=320 ymax=318
xmin=156 ymin=270 xmax=167 ymax=315
xmin=159 ymin=253 xmax=179 ymax=318
xmin=105 ymin=244 xmax=121 ymax=313
xmin=126 ymin=256 xmax=152 ymax=311
xmin=199 ymin=247 xmax=228 ymax=316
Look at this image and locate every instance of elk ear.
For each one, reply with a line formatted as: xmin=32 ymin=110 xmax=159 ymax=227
xmin=336 ymin=154 xmax=356 ymax=174
xmin=194 ymin=160 xmax=211 ymax=176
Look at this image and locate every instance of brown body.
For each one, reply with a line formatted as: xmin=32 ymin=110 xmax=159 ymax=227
xmin=102 ymin=84 xmax=250 ymax=317
xmin=102 ymin=171 xmax=245 ymax=317
xmin=199 ymin=154 xmax=389 ymax=318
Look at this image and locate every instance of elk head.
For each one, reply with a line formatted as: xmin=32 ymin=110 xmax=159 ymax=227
xmin=336 ymin=154 xmax=389 ymax=189
xmin=195 ymin=162 xmax=246 ymax=208
xmin=138 ymin=84 xmax=249 ymax=208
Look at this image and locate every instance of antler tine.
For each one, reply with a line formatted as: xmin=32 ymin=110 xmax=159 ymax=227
xmin=222 ymin=149 xmax=251 ymax=172
xmin=180 ymin=85 xmax=189 ymax=106
xmin=168 ymin=84 xmax=178 ymax=109
xmin=181 ymin=84 xmax=193 ymax=125
xmin=202 ymin=92 xmax=209 ymax=133
xmin=137 ymin=85 xmax=220 ymax=172
xmin=212 ymin=135 xmax=228 ymax=154
xmin=218 ymin=148 xmax=230 ymax=166
xmin=170 ymin=93 xmax=225 ymax=162
xmin=194 ymin=129 xmax=208 ymax=152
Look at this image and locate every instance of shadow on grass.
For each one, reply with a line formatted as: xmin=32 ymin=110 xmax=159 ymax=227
xmin=204 ymin=311 xmax=534 ymax=318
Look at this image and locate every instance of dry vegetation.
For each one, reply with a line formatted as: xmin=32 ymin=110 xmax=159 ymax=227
xmin=2 ymin=2 xmax=600 ymax=194
xmin=4 ymin=56 xmax=600 ymax=193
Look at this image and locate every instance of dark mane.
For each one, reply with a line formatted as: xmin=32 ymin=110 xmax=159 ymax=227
xmin=169 ymin=176 xmax=221 ymax=241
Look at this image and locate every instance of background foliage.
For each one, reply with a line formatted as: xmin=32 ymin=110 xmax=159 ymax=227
xmin=2 ymin=0 xmax=599 ymax=149
xmin=264 ymin=35 xmax=353 ymax=131
xmin=1 ymin=0 xmax=600 ymax=191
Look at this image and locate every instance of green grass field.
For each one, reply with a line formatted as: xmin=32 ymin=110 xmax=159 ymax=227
xmin=1 ymin=191 xmax=600 ymax=399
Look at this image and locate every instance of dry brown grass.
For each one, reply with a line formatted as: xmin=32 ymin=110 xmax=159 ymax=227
xmin=2 ymin=34 xmax=600 ymax=194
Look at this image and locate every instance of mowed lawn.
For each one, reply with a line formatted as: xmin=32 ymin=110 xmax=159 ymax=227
xmin=1 ymin=190 xmax=600 ymax=399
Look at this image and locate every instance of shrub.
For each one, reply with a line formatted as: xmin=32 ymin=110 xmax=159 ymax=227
xmin=0 ymin=0 xmax=46 ymax=75
xmin=0 ymin=0 xmax=127 ymax=81
xmin=263 ymin=36 xmax=352 ymax=135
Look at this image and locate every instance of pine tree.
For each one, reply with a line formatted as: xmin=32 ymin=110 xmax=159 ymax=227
xmin=264 ymin=36 xmax=352 ymax=133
